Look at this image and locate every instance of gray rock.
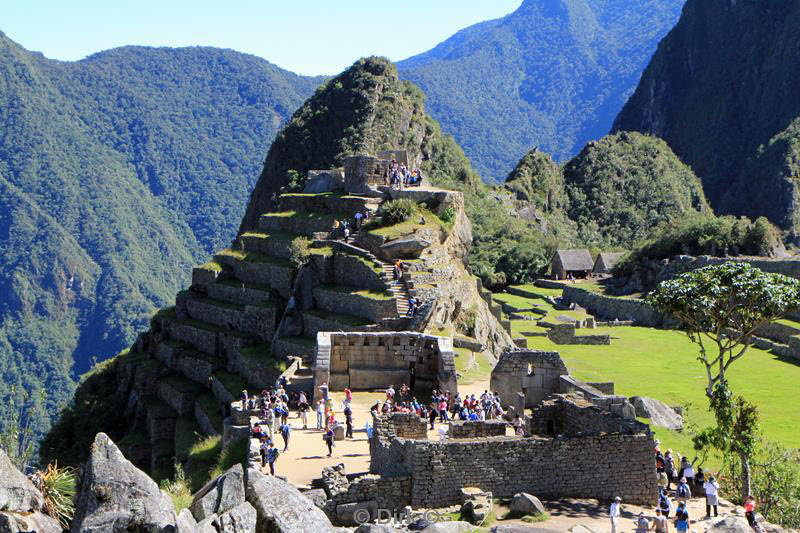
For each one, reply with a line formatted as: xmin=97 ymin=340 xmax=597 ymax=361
xmin=337 ymin=500 xmax=378 ymax=526
xmin=176 ymin=508 xmax=198 ymax=533
xmin=355 ymin=524 xmax=400 ymax=533
xmin=215 ymin=502 xmax=257 ymax=533
xmin=706 ymin=516 xmax=756 ymax=533
xmin=0 ymin=449 xmax=43 ymax=512
xmin=197 ymin=515 xmax=219 ymax=533
xmin=0 ymin=511 xmax=61 ymax=533
xmin=492 ymin=526 xmax=557 ymax=533
xmin=246 ymin=468 xmax=334 ymax=532
xmin=509 ymin=492 xmax=546 ymax=517
xmin=421 ymin=522 xmax=474 ymax=533
xmin=70 ymin=432 xmax=177 ymax=532
xmin=569 ymin=527 xmax=600 ymax=533
xmin=302 ymin=488 xmax=328 ymax=509
xmin=304 ymin=171 xmax=344 ymax=194
xmin=380 ymin=235 xmax=432 ymax=258
xmin=630 ymin=396 xmax=683 ymax=430
xmin=190 ymin=463 xmax=246 ymax=521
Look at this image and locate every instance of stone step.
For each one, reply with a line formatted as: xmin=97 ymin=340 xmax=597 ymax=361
xmin=192 ymin=261 xmax=228 ymax=288
xmin=205 ymin=279 xmax=273 ymax=306
xmin=167 ymin=317 xmax=255 ymax=356
xmin=303 ymin=309 xmax=373 ymax=338
xmin=213 ymin=249 xmax=295 ymax=299
xmin=238 ymin=231 xmax=298 ymax=259
xmin=157 ymin=374 xmax=207 ymax=416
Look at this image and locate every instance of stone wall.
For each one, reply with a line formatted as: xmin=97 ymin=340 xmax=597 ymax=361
xmin=544 ymin=322 xmax=611 ymax=345
xmin=369 ymin=410 xmax=656 ymax=507
xmin=344 ymin=156 xmax=390 ymax=193
xmin=313 ymin=332 xmax=457 ymax=402
xmin=333 ymin=253 xmax=386 ymax=292
xmin=561 ymin=286 xmax=666 ymax=327
xmin=313 ymin=287 xmax=397 ymax=323
xmin=321 ymin=464 xmax=411 ymax=525
xmin=448 ymin=420 xmax=507 ymax=439
xmin=490 ymin=349 xmax=567 ymax=408
xmin=529 ymin=394 xmax=647 ymax=437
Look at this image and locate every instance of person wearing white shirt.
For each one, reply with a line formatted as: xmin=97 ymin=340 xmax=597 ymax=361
xmin=610 ymin=496 xmax=622 ymax=533
xmin=704 ymin=475 xmax=720 ymax=517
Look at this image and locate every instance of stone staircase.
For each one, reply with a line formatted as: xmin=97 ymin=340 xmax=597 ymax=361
xmin=382 ymin=263 xmax=410 ymax=316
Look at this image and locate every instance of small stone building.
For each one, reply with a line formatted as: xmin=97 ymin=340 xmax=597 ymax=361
xmin=551 ymin=249 xmax=593 ymax=280
xmin=344 ymin=155 xmax=390 ymax=193
xmin=313 ymin=332 xmax=457 ymax=402
xmin=490 ymin=350 xmax=567 ymax=408
xmin=593 ymin=252 xmax=625 ymax=275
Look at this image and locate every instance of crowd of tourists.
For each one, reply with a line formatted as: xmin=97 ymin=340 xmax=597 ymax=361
xmin=331 ymin=211 xmax=369 ymax=242
xmin=610 ymin=443 xmax=762 ymax=532
xmin=385 ymin=159 xmax=423 ymax=189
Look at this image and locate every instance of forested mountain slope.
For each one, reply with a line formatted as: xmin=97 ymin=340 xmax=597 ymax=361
xmin=399 ymin=0 xmax=684 ymax=181
xmin=613 ymin=0 xmax=800 ymax=239
xmin=0 ymin=30 xmax=321 ymax=438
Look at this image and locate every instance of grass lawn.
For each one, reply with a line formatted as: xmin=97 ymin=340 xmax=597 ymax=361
xmin=523 ymin=326 xmax=800 ymax=463
xmin=366 ymin=207 xmax=449 ymax=240
xmin=455 ymin=347 xmax=493 ymax=385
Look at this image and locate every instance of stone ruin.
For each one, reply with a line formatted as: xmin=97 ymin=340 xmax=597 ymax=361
xmin=312 ymin=331 xmax=457 ymax=402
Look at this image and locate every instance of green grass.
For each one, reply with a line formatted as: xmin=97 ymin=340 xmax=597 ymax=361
xmin=509 ymin=284 xmax=563 ymax=298
xmin=523 ymin=326 xmax=800 ymax=463
xmin=521 ymin=512 xmax=551 ymax=523
xmin=454 ymin=347 xmax=493 ymax=385
xmin=492 ymin=292 xmax=540 ymax=310
xmin=209 ymin=438 xmax=249 ymax=480
xmin=367 ymin=206 xmax=449 ymax=240
xmin=196 ymin=394 xmax=224 ymax=434
xmin=197 ymin=261 xmax=223 ymax=272
xmin=212 ymin=370 xmax=250 ymax=397
xmin=309 ymin=246 xmax=333 ymax=257
xmin=216 ymin=248 xmax=294 ymax=268
xmin=175 ymin=416 xmax=204 ymax=462
xmin=318 ymin=284 xmax=394 ymax=300
xmin=306 ymin=309 xmax=371 ymax=326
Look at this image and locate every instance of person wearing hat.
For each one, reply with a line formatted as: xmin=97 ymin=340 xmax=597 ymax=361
xmin=635 ymin=511 xmax=650 ymax=533
xmin=674 ymin=500 xmax=691 ymax=533
xmin=609 ymin=496 xmax=622 ymax=533
xmin=704 ymin=475 xmax=720 ymax=517
xmin=675 ymin=476 xmax=692 ymax=503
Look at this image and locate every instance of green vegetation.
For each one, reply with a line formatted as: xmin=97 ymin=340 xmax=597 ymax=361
xmin=616 ymin=216 xmax=784 ymax=289
xmin=380 ymin=198 xmax=418 ymax=225
xmin=367 ymin=206 xmax=448 ymax=240
xmin=398 ymin=0 xmax=683 ymax=178
xmin=212 ymin=371 xmax=250 ymax=397
xmin=196 ymin=394 xmax=223 ymax=434
xmin=614 ymin=0 xmax=800 ymax=237
xmin=0 ymin=31 xmax=322 ymax=443
xmin=319 ymin=284 xmax=394 ymax=301
xmin=454 ymin=347 xmax=492 ymax=386
xmin=33 ymin=462 xmax=77 ymax=529
xmin=289 ymin=236 xmax=311 ymax=267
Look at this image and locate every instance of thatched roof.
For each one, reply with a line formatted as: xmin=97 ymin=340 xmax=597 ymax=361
xmin=553 ymin=249 xmax=593 ymax=271
xmin=594 ymin=252 xmax=625 ymax=271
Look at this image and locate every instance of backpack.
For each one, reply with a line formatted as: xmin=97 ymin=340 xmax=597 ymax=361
xmin=677 ymin=484 xmax=688 ymax=497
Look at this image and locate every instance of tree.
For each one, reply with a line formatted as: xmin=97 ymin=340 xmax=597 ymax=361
xmin=289 ymin=237 xmax=311 ymax=268
xmin=648 ymin=262 xmax=800 ymax=498
xmin=648 ymin=262 xmax=800 ymax=398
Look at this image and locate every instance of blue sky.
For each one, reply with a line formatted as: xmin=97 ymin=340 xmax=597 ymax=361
xmin=3 ymin=1 xmax=521 ymax=75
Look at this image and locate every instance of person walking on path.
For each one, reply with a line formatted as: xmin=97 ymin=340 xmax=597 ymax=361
xmin=279 ymin=422 xmax=291 ymax=451
xmin=653 ymin=508 xmax=669 ymax=533
xmin=316 ymin=399 xmax=325 ymax=430
xmin=658 ymin=488 xmax=673 ymax=519
xmin=704 ymin=475 xmax=720 ymax=517
xmin=676 ymin=477 xmax=692 ymax=503
xmin=267 ymin=443 xmax=279 ymax=476
xmin=635 ymin=512 xmax=650 ymax=533
xmin=324 ymin=427 xmax=335 ymax=457
xmin=665 ymin=450 xmax=676 ymax=490
xmin=298 ymin=398 xmax=309 ymax=429
xmin=609 ymin=496 xmax=622 ymax=533
xmin=674 ymin=501 xmax=690 ymax=533
xmin=344 ymin=402 xmax=353 ymax=439
xmin=259 ymin=437 xmax=269 ymax=468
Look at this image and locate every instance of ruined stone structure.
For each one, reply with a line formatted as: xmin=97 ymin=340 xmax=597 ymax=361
xmin=540 ymin=321 xmax=611 ymax=345
xmin=344 ymin=155 xmax=390 ymax=193
xmin=313 ymin=332 xmax=457 ymax=401
xmin=367 ymin=402 xmax=656 ymax=508
xmin=490 ymin=350 xmax=567 ymax=408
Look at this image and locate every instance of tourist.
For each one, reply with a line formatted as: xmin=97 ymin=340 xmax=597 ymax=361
xmin=679 ymin=456 xmax=695 ymax=484
xmin=656 ymin=449 xmax=665 ymax=473
xmin=609 ymin=496 xmax=622 ymax=533
xmin=673 ymin=501 xmax=690 ymax=533
xmin=252 ymin=423 xmax=263 ymax=440
xmin=343 ymin=225 xmax=350 ymax=243
xmin=267 ymin=442 xmax=279 ymax=476
xmin=658 ymin=487 xmax=673 ymax=518
xmin=653 ymin=508 xmax=669 ymax=533
xmin=704 ymin=475 xmax=719 ymax=517
xmin=316 ymin=399 xmax=325 ymax=430
xmin=428 ymin=402 xmax=437 ymax=430
xmin=344 ymin=401 xmax=353 ymax=438
xmin=332 ymin=219 xmax=340 ymax=238
xmin=744 ymin=495 xmax=758 ymax=529
xmin=635 ymin=512 xmax=650 ymax=533
xmin=438 ymin=397 xmax=449 ymax=422
xmin=259 ymin=437 xmax=269 ymax=468
xmin=324 ymin=426 xmax=335 ymax=457
xmin=675 ymin=477 xmax=692 ymax=503
xmin=279 ymin=421 xmax=291 ymax=451
xmin=386 ymin=384 xmax=395 ymax=401
xmin=354 ymin=211 xmax=364 ymax=229
xmin=298 ymin=397 xmax=309 ymax=429
xmin=665 ymin=450 xmax=676 ymax=490
xmin=513 ymin=414 xmax=524 ymax=436
xmin=657 ymin=471 xmax=669 ymax=492
xmin=345 ymin=387 xmax=352 ymax=403
xmin=240 ymin=389 xmax=249 ymax=406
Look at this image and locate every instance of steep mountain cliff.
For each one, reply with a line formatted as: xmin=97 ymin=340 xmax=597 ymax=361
xmin=399 ymin=0 xmax=685 ymax=180
xmin=613 ymin=0 xmax=800 ymax=237
xmin=0 ymin=30 xmax=320 ymax=439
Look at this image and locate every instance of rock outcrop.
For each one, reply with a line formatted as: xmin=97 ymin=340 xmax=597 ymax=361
xmin=246 ymin=468 xmax=335 ymax=532
xmin=190 ymin=464 xmax=247 ymax=522
xmin=630 ymin=396 xmax=683 ymax=431
xmin=71 ymin=433 xmax=178 ymax=532
xmin=0 ymin=449 xmax=61 ymax=533
xmin=509 ymin=492 xmax=546 ymax=517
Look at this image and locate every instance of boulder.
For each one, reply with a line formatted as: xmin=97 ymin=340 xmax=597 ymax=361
xmin=421 ymin=522 xmax=474 ymax=533
xmin=190 ymin=463 xmax=246 ymax=521
xmin=333 ymin=424 xmax=345 ymax=441
xmin=246 ymin=467 xmax=334 ymax=532
xmin=509 ymin=492 xmax=546 ymax=517
xmin=214 ymin=502 xmax=258 ymax=533
xmin=630 ymin=396 xmax=683 ymax=430
xmin=0 ymin=511 xmax=61 ymax=533
xmin=459 ymin=487 xmax=492 ymax=525
xmin=380 ymin=235 xmax=432 ymax=258
xmin=706 ymin=516 xmax=758 ymax=533
xmin=355 ymin=524 xmax=401 ymax=533
xmin=71 ymin=432 xmax=177 ymax=532
xmin=491 ymin=526 xmax=559 ymax=533
xmin=197 ymin=515 xmax=219 ymax=533
xmin=302 ymin=488 xmax=328 ymax=509
xmin=176 ymin=508 xmax=199 ymax=532
xmin=336 ymin=500 xmax=378 ymax=526
xmin=0 ymin=449 xmax=43 ymax=512
xmin=569 ymin=526 xmax=600 ymax=533
xmin=304 ymin=170 xmax=344 ymax=194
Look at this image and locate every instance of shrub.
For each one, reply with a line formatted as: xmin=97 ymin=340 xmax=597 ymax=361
xmin=380 ymin=198 xmax=417 ymax=225
xmin=289 ymin=237 xmax=311 ymax=267
xmin=32 ymin=462 xmax=76 ymax=529
xmin=440 ymin=206 xmax=456 ymax=223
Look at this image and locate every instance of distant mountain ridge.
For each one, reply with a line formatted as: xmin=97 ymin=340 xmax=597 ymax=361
xmin=0 ymin=30 xmax=321 ymax=438
xmin=399 ymin=0 xmax=685 ymax=181
xmin=613 ymin=0 xmax=800 ymax=239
